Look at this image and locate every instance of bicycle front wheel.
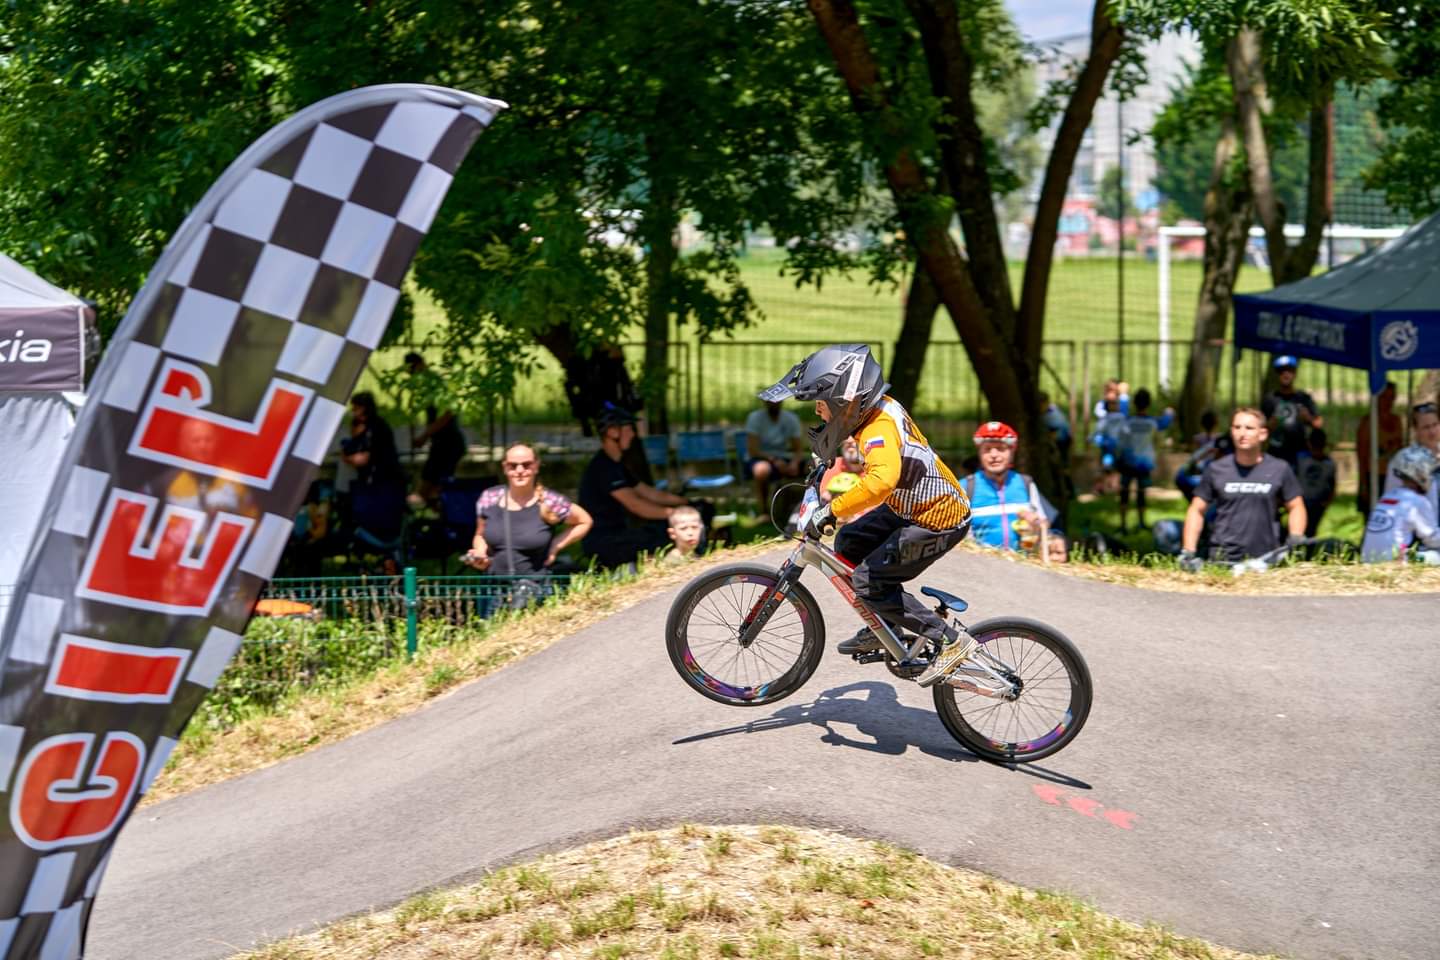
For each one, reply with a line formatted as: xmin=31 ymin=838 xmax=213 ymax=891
xmin=666 ymin=563 xmax=825 ymax=707
xmin=933 ymin=617 xmax=1092 ymax=763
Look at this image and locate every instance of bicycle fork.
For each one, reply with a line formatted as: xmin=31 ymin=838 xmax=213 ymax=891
xmin=736 ymin=558 xmax=805 ymax=648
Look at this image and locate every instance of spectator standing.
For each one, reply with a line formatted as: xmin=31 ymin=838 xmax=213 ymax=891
xmin=342 ymin=392 xmax=404 ymax=490
xmin=1261 ymin=355 xmax=1322 ymax=466
xmin=403 ymin=353 xmax=467 ymax=508
xmin=1117 ymin=388 xmax=1174 ymax=533
xmin=464 ymin=443 xmax=592 ymax=578
xmin=1180 ymin=408 xmax=1306 ymax=569
xmin=1040 ymin=391 xmax=1073 ymax=465
xmin=341 ymin=391 xmax=406 ymax=572
xmin=1362 ymin=446 xmax=1440 ymax=564
xmin=1294 ymin=428 xmax=1336 ymax=537
xmin=743 ymin=399 xmax=806 ymax=520
xmin=1092 ymin=379 xmax=1130 ymax=419
xmin=1191 ymin=409 xmax=1220 ymax=451
xmin=579 ymin=406 xmax=698 ymax=569
xmin=1091 ymin=398 xmax=1127 ymax=495
xmin=965 ymin=421 xmax=1066 ymax=563
xmin=1381 ymin=401 xmax=1440 ymax=519
xmin=1355 ymin=381 xmax=1404 ymax=515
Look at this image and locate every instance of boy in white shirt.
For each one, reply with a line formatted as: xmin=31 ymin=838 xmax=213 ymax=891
xmin=1362 ymin=446 xmax=1440 ymax=564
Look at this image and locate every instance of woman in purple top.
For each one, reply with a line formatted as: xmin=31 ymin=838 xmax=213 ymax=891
xmin=463 ymin=444 xmax=593 ymax=576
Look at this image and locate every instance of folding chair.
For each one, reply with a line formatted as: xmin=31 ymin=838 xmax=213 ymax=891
xmin=676 ymin=430 xmax=736 ymax=493
xmin=412 ymin=478 xmax=488 ymax=569
xmin=641 ymin=433 xmax=672 ymax=490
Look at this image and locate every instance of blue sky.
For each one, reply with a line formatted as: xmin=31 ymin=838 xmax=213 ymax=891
xmin=1004 ymin=0 xmax=1094 ymax=41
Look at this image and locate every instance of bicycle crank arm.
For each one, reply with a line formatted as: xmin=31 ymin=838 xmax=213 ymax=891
xmin=943 ymin=674 xmax=1012 ymax=698
xmin=944 ymin=661 xmax=1019 ymax=699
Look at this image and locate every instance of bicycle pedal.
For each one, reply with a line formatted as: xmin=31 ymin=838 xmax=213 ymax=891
xmin=854 ymin=650 xmax=887 ymax=664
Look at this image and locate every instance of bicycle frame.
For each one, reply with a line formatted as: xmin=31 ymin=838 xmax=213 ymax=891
xmin=735 ymin=472 xmax=1021 ymax=698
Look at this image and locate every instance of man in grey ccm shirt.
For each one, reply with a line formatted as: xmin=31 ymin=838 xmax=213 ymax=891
xmin=1180 ymin=407 xmax=1306 ymax=570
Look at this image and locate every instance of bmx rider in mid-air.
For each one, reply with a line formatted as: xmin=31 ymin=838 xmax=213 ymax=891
xmin=760 ymin=344 xmax=975 ymax=687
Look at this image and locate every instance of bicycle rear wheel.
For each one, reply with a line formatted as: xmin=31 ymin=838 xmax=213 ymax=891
xmin=932 ymin=617 xmax=1091 ymax=763
xmin=666 ymin=563 xmax=825 ymax=707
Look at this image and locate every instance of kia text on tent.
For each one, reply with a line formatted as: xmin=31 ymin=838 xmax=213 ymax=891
xmin=0 ymin=333 xmax=53 ymax=362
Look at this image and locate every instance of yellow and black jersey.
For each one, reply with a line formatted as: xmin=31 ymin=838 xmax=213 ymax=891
xmin=830 ymin=397 xmax=970 ymax=531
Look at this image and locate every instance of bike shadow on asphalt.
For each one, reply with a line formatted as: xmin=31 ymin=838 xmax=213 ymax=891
xmin=673 ymin=680 xmax=1089 ymax=789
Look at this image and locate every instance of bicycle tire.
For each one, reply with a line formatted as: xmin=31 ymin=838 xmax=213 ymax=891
xmin=932 ymin=616 xmax=1092 ymax=763
xmin=666 ymin=563 xmax=825 ymax=707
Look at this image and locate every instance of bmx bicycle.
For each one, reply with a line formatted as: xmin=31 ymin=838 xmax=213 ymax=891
xmin=665 ymin=463 xmax=1092 ymax=763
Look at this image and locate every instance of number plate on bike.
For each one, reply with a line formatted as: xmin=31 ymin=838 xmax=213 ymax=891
xmin=795 ymin=488 xmax=820 ymax=532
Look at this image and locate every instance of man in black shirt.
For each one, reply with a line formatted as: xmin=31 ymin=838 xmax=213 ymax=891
xmin=579 ymin=406 xmax=695 ymax=569
xmin=1180 ymin=407 xmax=1306 ymax=568
xmin=1261 ymin=355 xmax=1323 ymax=466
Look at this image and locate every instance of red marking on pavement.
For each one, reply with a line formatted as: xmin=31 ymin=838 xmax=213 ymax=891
xmin=1032 ymin=784 xmax=1064 ymax=805
xmin=1032 ymin=785 xmax=1136 ymax=830
xmin=1102 ymin=809 xmax=1137 ymax=830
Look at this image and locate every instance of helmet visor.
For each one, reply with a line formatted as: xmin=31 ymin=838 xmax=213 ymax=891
xmin=758 ymin=361 xmax=804 ymax=403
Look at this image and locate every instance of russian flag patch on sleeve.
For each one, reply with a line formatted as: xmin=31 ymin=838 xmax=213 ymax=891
xmin=864 ymin=437 xmax=885 ymax=450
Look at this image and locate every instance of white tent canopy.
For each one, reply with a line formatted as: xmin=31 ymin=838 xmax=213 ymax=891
xmin=0 ymin=254 xmax=96 ymax=625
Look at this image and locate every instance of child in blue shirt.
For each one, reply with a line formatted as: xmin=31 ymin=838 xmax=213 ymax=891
xmin=1118 ymin=388 xmax=1175 ymax=533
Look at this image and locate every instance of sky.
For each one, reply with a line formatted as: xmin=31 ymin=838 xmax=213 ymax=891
xmin=1004 ymin=0 xmax=1094 ymax=41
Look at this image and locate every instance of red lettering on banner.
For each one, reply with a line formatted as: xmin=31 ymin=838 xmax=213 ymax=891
xmin=45 ymin=635 xmax=190 ymax=704
xmin=78 ymin=489 xmax=254 ymax=615
xmin=10 ymin=733 xmax=146 ymax=850
xmin=129 ymin=358 xmax=313 ymax=490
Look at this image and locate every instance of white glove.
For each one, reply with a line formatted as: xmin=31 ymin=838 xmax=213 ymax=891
xmin=806 ymin=503 xmax=836 ymax=538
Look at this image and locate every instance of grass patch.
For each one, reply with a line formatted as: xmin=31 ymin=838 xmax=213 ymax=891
xmin=146 ymin=540 xmax=783 ymax=803
xmin=975 ymin=536 xmax=1440 ymax=595
xmin=233 ymin=824 xmax=1282 ymax=960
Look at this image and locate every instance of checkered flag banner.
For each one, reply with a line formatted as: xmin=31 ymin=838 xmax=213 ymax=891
xmin=0 ymin=84 xmax=504 ymax=959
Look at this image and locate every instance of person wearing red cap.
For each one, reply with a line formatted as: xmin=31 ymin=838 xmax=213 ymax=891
xmin=963 ymin=421 xmax=1064 ymax=560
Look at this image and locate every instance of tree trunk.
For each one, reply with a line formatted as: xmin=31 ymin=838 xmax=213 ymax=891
xmin=1286 ymin=95 xmax=1332 ymax=284
xmin=640 ymin=138 xmax=679 ymax=435
xmin=1229 ymin=30 xmax=1332 ymax=287
xmin=904 ymin=0 xmax=1016 ymax=334
xmin=1180 ymin=115 xmax=1254 ymax=435
xmin=807 ymin=0 xmax=1122 ymax=503
xmin=889 ymin=266 xmax=940 ymax=408
xmin=806 ymin=0 xmax=1025 ymax=433
xmin=1016 ymin=1 xmax=1124 ymax=364
xmin=1009 ymin=0 xmax=1123 ymax=489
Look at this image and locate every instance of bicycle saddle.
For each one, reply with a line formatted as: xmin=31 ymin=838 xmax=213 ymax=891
xmin=920 ymin=586 xmax=968 ymax=613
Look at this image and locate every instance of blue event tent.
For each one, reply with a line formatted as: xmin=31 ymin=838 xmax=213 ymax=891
xmin=1233 ymin=211 xmax=1440 ymax=508
xmin=1233 ymin=211 xmax=1440 ymax=396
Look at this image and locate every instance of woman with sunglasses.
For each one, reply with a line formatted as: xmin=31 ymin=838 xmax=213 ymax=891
xmin=464 ymin=444 xmax=593 ymax=579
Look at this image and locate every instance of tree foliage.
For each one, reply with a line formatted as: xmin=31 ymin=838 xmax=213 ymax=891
xmin=1364 ymin=2 xmax=1440 ymax=216
xmin=1152 ymin=58 xmax=1306 ymax=224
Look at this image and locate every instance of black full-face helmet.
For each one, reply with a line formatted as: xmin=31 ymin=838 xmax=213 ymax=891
xmin=759 ymin=344 xmax=889 ymax=461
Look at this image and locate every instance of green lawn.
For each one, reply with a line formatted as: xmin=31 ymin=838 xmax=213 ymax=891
xmin=368 ymin=249 xmax=1375 ymax=441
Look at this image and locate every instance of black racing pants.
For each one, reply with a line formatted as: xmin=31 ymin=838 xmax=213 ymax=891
xmin=833 ymin=505 xmax=970 ymax=642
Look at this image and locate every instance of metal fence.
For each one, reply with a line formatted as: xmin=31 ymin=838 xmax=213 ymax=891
xmin=357 ymin=332 xmax=1412 ymax=461
xmin=255 ymin=570 xmax=575 ymax=654
xmin=1078 ymin=338 xmax=1418 ymax=449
